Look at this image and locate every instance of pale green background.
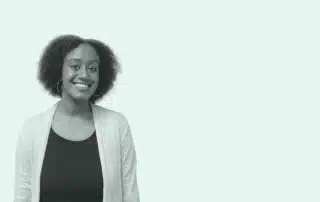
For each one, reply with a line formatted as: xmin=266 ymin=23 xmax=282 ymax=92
xmin=1 ymin=0 xmax=319 ymax=201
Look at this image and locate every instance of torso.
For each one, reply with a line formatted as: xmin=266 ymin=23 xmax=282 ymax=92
xmin=51 ymin=111 xmax=95 ymax=141
xmin=40 ymin=104 xmax=103 ymax=202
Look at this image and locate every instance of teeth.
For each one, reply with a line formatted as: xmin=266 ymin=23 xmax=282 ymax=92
xmin=74 ymin=83 xmax=89 ymax=89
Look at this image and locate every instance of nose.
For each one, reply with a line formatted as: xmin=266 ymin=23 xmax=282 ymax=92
xmin=78 ymin=66 xmax=89 ymax=78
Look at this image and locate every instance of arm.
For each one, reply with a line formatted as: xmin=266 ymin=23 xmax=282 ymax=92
xmin=120 ymin=117 xmax=140 ymax=202
xmin=13 ymin=122 xmax=33 ymax=202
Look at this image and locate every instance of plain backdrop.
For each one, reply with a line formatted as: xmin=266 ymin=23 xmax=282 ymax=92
xmin=0 ymin=0 xmax=319 ymax=201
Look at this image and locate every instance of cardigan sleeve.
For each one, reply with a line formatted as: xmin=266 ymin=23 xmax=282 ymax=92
xmin=13 ymin=121 xmax=33 ymax=202
xmin=120 ymin=116 xmax=140 ymax=202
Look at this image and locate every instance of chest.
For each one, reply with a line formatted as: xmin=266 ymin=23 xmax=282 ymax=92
xmin=40 ymin=128 xmax=104 ymax=201
xmin=51 ymin=114 xmax=95 ymax=141
xmin=30 ymin=109 xmax=124 ymax=202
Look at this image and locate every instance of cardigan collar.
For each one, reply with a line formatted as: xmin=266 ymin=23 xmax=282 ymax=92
xmin=43 ymin=100 xmax=104 ymax=142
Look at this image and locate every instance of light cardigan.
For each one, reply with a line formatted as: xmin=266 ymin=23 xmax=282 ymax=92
xmin=14 ymin=102 xmax=140 ymax=202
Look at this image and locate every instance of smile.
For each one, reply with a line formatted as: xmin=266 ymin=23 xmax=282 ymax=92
xmin=72 ymin=82 xmax=92 ymax=90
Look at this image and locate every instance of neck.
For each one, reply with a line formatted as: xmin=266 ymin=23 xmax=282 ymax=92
xmin=58 ymin=94 xmax=92 ymax=117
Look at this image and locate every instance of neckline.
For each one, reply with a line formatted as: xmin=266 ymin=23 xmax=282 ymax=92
xmin=49 ymin=100 xmax=97 ymax=143
xmin=50 ymin=127 xmax=96 ymax=143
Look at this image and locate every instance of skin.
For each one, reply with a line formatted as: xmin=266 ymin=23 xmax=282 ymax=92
xmin=52 ymin=43 xmax=101 ymax=141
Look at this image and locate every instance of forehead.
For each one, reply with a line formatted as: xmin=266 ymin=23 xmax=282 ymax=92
xmin=64 ymin=43 xmax=100 ymax=63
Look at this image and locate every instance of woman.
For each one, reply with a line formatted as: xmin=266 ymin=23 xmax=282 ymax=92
xmin=13 ymin=34 xmax=140 ymax=202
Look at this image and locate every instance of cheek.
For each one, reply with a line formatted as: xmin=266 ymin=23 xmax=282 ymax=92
xmin=62 ymin=81 xmax=74 ymax=93
xmin=62 ymin=66 xmax=75 ymax=81
xmin=93 ymin=71 xmax=99 ymax=80
xmin=61 ymin=73 xmax=75 ymax=91
xmin=62 ymin=76 xmax=76 ymax=92
xmin=92 ymin=73 xmax=99 ymax=85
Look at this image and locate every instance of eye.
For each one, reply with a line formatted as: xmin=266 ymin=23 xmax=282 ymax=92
xmin=89 ymin=66 xmax=98 ymax=73
xmin=70 ymin=64 xmax=80 ymax=70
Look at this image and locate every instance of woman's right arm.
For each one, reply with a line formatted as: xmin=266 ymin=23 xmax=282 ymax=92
xmin=14 ymin=121 xmax=33 ymax=202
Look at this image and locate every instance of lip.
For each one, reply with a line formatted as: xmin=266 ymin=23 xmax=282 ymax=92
xmin=72 ymin=81 xmax=92 ymax=84
xmin=72 ymin=82 xmax=93 ymax=90
xmin=72 ymin=81 xmax=93 ymax=85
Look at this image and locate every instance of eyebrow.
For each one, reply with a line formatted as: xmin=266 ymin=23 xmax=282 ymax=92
xmin=67 ymin=59 xmax=100 ymax=64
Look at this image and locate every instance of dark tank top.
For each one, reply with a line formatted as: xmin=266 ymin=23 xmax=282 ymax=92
xmin=40 ymin=127 xmax=103 ymax=202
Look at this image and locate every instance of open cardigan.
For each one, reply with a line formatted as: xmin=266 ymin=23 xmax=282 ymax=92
xmin=14 ymin=102 xmax=140 ymax=202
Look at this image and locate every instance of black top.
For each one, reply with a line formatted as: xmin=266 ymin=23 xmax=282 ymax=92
xmin=40 ymin=128 xmax=103 ymax=202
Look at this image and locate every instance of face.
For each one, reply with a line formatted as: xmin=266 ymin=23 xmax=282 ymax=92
xmin=61 ymin=43 xmax=100 ymax=101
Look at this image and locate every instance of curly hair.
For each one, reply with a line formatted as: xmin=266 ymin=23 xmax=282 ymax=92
xmin=37 ymin=34 xmax=120 ymax=103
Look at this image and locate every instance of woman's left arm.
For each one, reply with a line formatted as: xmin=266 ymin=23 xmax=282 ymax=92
xmin=120 ymin=116 xmax=140 ymax=202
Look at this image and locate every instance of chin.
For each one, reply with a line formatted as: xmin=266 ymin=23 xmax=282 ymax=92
xmin=69 ymin=93 xmax=92 ymax=102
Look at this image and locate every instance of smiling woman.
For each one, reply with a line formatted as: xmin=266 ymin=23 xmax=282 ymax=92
xmin=13 ymin=34 xmax=140 ymax=202
xmin=61 ymin=43 xmax=100 ymax=101
xmin=37 ymin=34 xmax=119 ymax=104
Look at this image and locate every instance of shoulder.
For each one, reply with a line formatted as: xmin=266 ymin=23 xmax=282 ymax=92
xmin=19 ymin=104 xmax=56 ymax=136
xmin=16 ymin=106 xmax=52 ymax=145
xmin=92 ymin=105 xmax=132 ymax=142
xmin=22 ymin=106 xmax=52 ymax=127
xmin=20 ymin=112 xmax=44 ymax=132
xmin=93 ymin=104 xmax=130 ymax=127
